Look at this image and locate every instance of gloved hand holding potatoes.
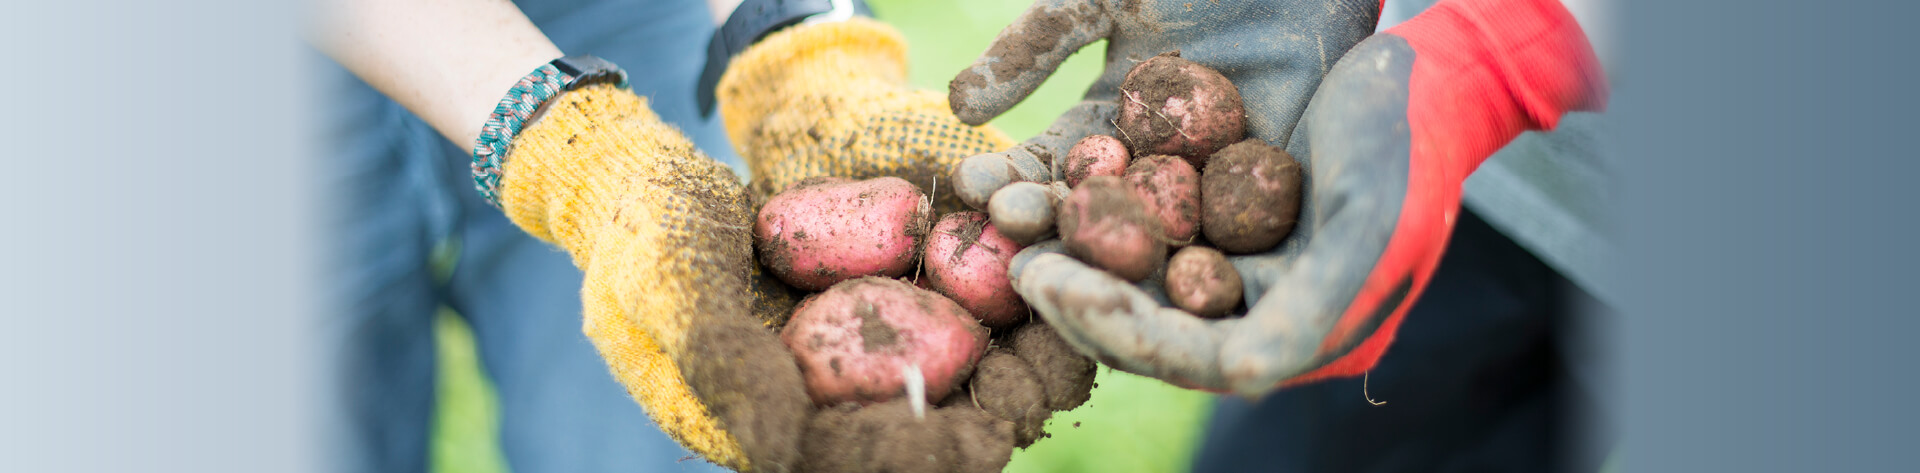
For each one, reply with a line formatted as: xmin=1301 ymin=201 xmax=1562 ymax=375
xmin=948 ymin=0 xmax=1609 ymax=395
xmin=319 ymin=0 xmax=1103 ymax=470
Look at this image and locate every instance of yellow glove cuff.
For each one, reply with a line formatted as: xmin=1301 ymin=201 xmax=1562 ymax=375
xmin=717 ymin=18 xmax=1016 ymax=201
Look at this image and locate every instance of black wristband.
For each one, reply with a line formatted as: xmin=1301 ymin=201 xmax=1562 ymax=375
xmin=696 ymin=0 xmax=873 ymax=117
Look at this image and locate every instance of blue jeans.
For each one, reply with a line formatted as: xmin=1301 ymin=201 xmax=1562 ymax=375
xmin=318 ymin=1 xmax=741 ymax=472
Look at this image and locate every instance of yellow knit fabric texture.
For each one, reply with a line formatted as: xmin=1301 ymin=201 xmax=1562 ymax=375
xmin=498 ymin=84 xmax=757 ymax=470
xmin=719 ymin=18 xmax=1015 ymax=207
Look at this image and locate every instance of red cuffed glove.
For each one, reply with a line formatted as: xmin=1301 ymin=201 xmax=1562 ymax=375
xmin=1006 ymin=0 xmax=1608 ymax=395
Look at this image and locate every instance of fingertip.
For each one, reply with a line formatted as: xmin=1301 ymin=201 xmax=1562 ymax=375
xmin=948 ymin=67 xmax=998 ymax=126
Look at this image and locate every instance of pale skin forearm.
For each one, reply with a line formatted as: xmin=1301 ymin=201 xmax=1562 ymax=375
xmin=308 ymin=0 xmax=563 ymax=147
xmin=707 ymin=0 xmax=744 ymax=27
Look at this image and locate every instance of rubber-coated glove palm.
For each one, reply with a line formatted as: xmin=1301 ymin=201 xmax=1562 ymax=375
xmin=956 ymin=0 xmax=1608 ymax=396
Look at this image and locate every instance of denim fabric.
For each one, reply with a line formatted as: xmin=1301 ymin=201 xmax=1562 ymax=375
xmin=319 ymin=1 xmax=738 ymax=472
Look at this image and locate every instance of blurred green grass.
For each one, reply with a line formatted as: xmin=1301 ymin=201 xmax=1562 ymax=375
xmin=430 ymin=2 xmax=1214 ymax=472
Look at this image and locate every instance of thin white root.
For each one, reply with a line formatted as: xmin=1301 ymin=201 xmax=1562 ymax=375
xmin=968 ymin=371 xmax=984 ymax=411
xmin=905 ymin=364 xmax=928 ymax=420
xmin=1110 ymin=118 xmax=1135 ymax=146
xmin=1364 ymin=371 xmax=1387 ymax=406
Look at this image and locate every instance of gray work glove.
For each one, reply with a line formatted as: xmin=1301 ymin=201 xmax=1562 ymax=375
xmin=948 ymin=0 xmax=1608 ymax=396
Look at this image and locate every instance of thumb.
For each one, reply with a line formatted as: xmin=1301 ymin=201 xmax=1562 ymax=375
xmin=949 ymin=0 xmax=1112 ymax=125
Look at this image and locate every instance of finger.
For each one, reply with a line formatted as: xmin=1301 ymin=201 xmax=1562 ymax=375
xmin=1016 ymin=253 xmax=1233 ymax=390
xmin=949 ymin=0 xmax=1113 ymax=125
xmin=951 ymin=99 xmax=1118 ymax=210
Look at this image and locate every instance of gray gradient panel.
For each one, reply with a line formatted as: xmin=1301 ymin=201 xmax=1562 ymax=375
xmin=1619 ymin=0 xmax=1920 ymax=471
xmin=0 ymin=0 xmax=318 ymax=472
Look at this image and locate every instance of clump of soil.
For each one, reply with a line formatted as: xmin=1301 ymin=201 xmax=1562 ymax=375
xmin=801 ymin=400 xmax=1015 ymax=473
xmin=1007 ymin=321 xmax=1096 ymax=410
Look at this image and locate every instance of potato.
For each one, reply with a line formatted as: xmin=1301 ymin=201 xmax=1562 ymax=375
xmin=1064 ymin=134 xmax=1130 ymax=188
xmin=922 ymin=211 xmax=1029 ymax=328
xmin=755 ymin=176 xmax=930 ymax=291
xmin=1122 ymin=155 xmax=1202 ymax=245
xmin=986 ymin=181 xmax=1056 ymax=245
xmin=780 ymin=277 xmax=988 ymax=406
xmin=1164 ymin=246 xmax=1243 ymax=318
xmin=1057 ymin=176 xmax=1165 ymax=282
xmin=1201 ymin=139 xmax=1302 ymax=254
xmin=1117 ymin=52 xmax=1246 ymax=168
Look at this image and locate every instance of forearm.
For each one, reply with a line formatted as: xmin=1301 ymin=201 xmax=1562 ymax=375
xmin=707 ymin=0 xmax=744 ymax=27
xmin=308 ymin=0 xmax=563 ymax=147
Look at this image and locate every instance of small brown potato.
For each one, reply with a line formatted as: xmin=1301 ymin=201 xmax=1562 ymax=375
xmin=1201 ymin=139 xmax=1302 ymax=254
xmin=1123 ymin=155 xmax=1202 ymax=244
xmin=780 ymin=277 xmax=989 ymax=407
xmin=1064 ymin=135 xmax=1130 ymax=188
xmin=1164 ymin=246 xmax=1244 ymax=318
xmin=1117 ymin=52 xmax=1247 ymax=168
xmin=922 ymin=212 xmax=1029 ymax=328
xmin=755 ymin=177 xmax=930 ymax=291
xmin=987 ymin=181 xmax=1055 ymax=245
xmin=1057 ymin=176 xmax=1165 ymax=282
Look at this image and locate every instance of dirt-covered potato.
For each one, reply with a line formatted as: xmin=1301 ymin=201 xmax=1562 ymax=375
xmin=922 ymin=212 xmax=1029 ymax=328
xmin=1164 ymin=246 xmax=1243 ymax=318
xmin=1057 ymin=176 xmax=1165 ymax=282
xmin=780 ymin=277 xmax=988 ymax=407
xmin=1064 ymin=134 xmax=1130 ymax=188
xmin=755 ymin=177 xmax=930 ymax=291
xmin=1117 ymin=52 xmax=1246 ymax=168
xmin=1201 ymin=139 xmax=1301 ymax=254
xmin=1123 ymin=155 xmax=1202 ymax=245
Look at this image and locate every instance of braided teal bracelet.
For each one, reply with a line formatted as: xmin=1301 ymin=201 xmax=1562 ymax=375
xmin=471 ymin=55 xmax=629 ymax=208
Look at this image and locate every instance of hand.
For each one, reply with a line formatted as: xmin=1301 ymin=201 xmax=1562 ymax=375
xmin=717 ymin=17 xmax=1015 ymax=211
xmin=962 ymin=0 xmax=1608 ymax=396
xmin=944 ymin=0 xmax=1382 ymax=209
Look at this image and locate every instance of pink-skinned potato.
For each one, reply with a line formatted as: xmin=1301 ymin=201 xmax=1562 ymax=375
xmin=1064 ymin=135 xmax=1130 ymax=188
xmin=1165 ymin=246 xmax=1243 ymax=318
xmin=755 ymin=176 xmax=930 ymax=291
xmin=1057 ymin=176 xmax=1165 ymax=282
xmin=781 ymin=277 xmax=989 ymax=406
xmin=1123 ymin=155 xmax=1202 ymax=245
xmin=922 ymin=211 xmax=1029 ymax=328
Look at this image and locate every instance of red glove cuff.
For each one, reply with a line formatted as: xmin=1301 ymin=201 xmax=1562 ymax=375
xmin=1390 ymin=0 xmax=1608 ymax=178
xmin=1283 ymin=0 xmax=1607 ymax=387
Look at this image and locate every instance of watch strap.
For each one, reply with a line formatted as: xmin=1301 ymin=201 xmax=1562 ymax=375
xmin=471 ymin=55 xmax=629 ymax=208
xmin=696 ymin=0 xmax=872 ymax=116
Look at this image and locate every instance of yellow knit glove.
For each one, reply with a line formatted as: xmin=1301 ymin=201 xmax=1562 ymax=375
xmin=718 ymin=18 xmax=1015 ymax=208
xmin=499 ymin=83 xmax=808 ymax=472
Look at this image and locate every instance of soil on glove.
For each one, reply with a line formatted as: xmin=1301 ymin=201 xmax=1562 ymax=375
xmin=1007 ymin=321 xmax=1097 ymax=410
xmin=802 ymin=400 xmax=1015 ymax=473
xmin=970 ymin=350 xmax=1051 ymax=446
